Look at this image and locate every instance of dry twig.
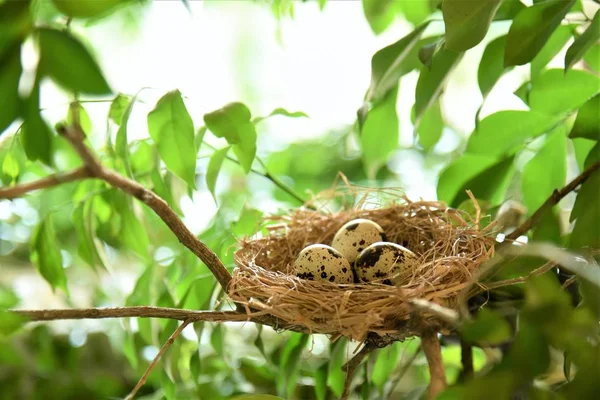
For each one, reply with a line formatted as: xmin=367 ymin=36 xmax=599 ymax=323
xmin=421 ymin=331 xmax=447 ymax=400
xmin=125 ymin=319 xmax=192 ymax=400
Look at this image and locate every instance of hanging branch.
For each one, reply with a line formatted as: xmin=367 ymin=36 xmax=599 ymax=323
xmin=55 ymin=123 xmax=233 ymax=292
xmin=125 ymin=319 xmax=192 ymax=400
xmin=0 ymin=166 xmax=91 ymax=199
xmin=505 ymin=160 xmax=600 ymax=243
xmin=421 ymin=331 xmax=447 ymax=400
xmin=341 ymin=343 xmax=375 ymax=400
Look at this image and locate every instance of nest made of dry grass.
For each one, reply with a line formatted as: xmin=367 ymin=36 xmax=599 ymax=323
xmin=230 ymin=179 xmax=495 ymax=342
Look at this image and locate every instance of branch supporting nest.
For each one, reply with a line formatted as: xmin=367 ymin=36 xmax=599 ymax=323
xmin=55 ymin=123 xmax=233 ymax=293
xmin=421 ymin=331 xmax=447 ymax=400
xmin=505 ymin=160 xmax=600 ymax=243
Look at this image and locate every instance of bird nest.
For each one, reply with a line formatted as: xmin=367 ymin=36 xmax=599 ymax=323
xmin=230 ymin=182 xmax=495 ymax=342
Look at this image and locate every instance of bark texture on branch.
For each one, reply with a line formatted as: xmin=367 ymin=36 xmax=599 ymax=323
xmin=421 ymin=331 xmax=447 ymax=400
xmin=0 ymin=166 xmax=91 ymax=199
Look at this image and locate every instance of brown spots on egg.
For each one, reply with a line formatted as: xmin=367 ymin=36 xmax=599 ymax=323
xmin=331 ymin=219 xmax=386 ymax=264
xmin=354 ymin=242 xmax=416 ymax=286
xmin=294 ymin=244 xmax=353 ymax=284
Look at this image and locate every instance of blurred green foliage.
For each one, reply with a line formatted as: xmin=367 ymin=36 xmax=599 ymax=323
xmin=0 ymin=0 xmax=599 ymax=399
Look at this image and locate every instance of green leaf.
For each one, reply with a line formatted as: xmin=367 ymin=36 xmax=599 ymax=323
xmin=2 ymin=153 xmax=19 ymax=179
xmin=583 ymin=43 xmax=600 ymax=71
xmin=0 ymin=1 xmax=31 ymax=60
xmin=31 ymin=215 xmax=67 ymax=293
xmin=467 ymin=110 xmax=561 ymax=156
xmin=0 ymin=284 xmax=19 ymax=309
xmin=315 ymin=362 xmax=328 ymax=400
xmin=522 ymin=127 xmax=567 ymax=212
xmin=572 ymin=138 xmax=596 ymax=171
xmin=360 ymin=86 xmax=398 ymax=179
xmin=532 ymin=209 xmax=562 ymax=244
xmin=461 ymin=308 xmax=512 ymax=345
xmin=504 ymin=0 xmax=575 ymax=67
xmin=108 ymin=93 xmax=130 ymax=125
xmin=418 ymin=38 xmax=443 ymax=70
xmin=397 ymin=0 xmax=432 ymax=25
xmin=150 ymin=170 xmax=182 ymax=215
xmin=52 ymin=0 xmax=122 ymax=18
xmin=327 ymin=339 xmax=347 ymax=398
xmin=67 ymin=102 xmax=92 ymax=136
xmin=72 ymin=199 xmax=104 ymax=270
xmin=452 ymin=156 xmax=515 ymax=207
xmin=115 ymin=94 xmax=137 ymax=177
xmin=37 ymin=28 xmax=111 ymax=95
xmin=514 ymin=80 xmax=531 ymax=105
xmin=530 ymin=25 xmax=572 ymax=78
xmin=565 ymin=11 xmax=600 ymax=71
xmin=210 ymin=324 xmax=224 ymax=356
xmin=438 ymin=154 xmax=499 ymax=205
xmin=478 ymin=35 xmax=508 ymax=96
xmin=494 ymin=0 xmax=526 ymax=20
xmin=569 ymin=94 xmax=600 ymax=140
xmin=278 ymin=332 xmax=309 ymax=398
xmin=230 ymin=396 xmax=284 ymax=400
xmin=0 ymin=311 xmax=26 ymax=337
xmin=120 ymin=202 xmax=150 ymax=260
xmin=414 ymin=100 xmax=443 ymax=152
xmin=442 ymin=0 xmax=503 ymax=52
xmin=206 ymin=146 xmax=230 ymax=202
xmin=21 ymin=83 xmax=53 ymax=165
xmin=253 ymin=107 xmax=308 ymax=124
xmin=529 ymin=69 xmax=600 ymax=115
xmin=366 ymin=22 xmax=430 ymax=102
xmin=372 ymin=342 xmax=403 ymax=390
xmin=570 ymin=172 xmax=600 ymax=249
xmin=204 ymin=102 xmax=257 ymax=173
xmin=362 ymin=0 xmax=397 ymax=35
xmin=414 ymin=47 xmax=462 ymax=127
xmin=0 ymin=45 xmax=22 ymax=136
xmin=147 ymin=90 xmax=197 ymax=188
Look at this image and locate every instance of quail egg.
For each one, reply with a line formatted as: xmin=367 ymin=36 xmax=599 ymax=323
xmin=354 ymin=242 xmax=416 ymax=285
xmin=294 ymin=244 xmax=354 ymax=284
xmin=331 ymin=219 xmax=386 ymax=264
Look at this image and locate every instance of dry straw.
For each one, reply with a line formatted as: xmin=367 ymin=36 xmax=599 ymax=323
xmin=230 ymin=176 xmax=495 ymax=341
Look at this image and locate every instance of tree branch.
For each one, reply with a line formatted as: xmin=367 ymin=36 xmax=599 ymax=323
xmin=0 ymin=166 xmax=92 ymax=199
xmin=56 ymin=123 xmax=233 ymax=292
xmin=505 ymin=160 xmax=600 ymax=242
xmin=12 ymin=307 xmax=249 ymax=322
xmin=421 ymin=331 xmax=447 ymax=400
xmin=341 ymin=343 xmax=375 ymax=400
xmin=460 ymin=341 xmax=473 ymax=381
xmin=125 ymin=319 xmax=192 ymax=400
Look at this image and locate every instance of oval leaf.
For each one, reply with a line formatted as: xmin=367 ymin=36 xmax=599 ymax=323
xmin=360 ymin=86 xmax=399 ymax=179
xmin=21 ymin=82 xmax=53 ymax=165
xmin=206 ymin=146 xmax=230 ymax=203
xmin=366 ymin=22 xmax=430 ymax=102
xmin=31 ymin=215 xmax=67 ymax=293
xmin=362 ymin=0 xmax=397 ymax=35
xmin=437 ymin=153 xmax=499 ymax=205
xmin=530 ymin=24 xmax=572 ymax=78
xmin=504 ymin=0 xmax=575 ymax=67
xmin=414 ymin=47 xmax=462 ymax=127
xmin=52 ymin=0 xmax=122 ymax=18
xmin=442 ymin=0 xmax=503 ymax=52
xmin=478 ymin=35 xmax=508 ymax=96
xmin=37 ymin=28 xmax=111 ymax=95
xmin=569 ymin=94 xmax=600 ymax=140
xmin=467 ymin=110 xmax=561 ymax=156
xmin=529 ymin=69 xmax=600 ymax=115
xmin=461 ymin=308 xmax=512 ymax=345
xmin=565 ymin=11 xmax=600 ymax=71
xmin=147 ymin=90 xmax=197 ymax=188
xmin=0 ymin=45 xmax=21 ymax=135
xmin=521 ymin=126 xmax=567 ymax=212
xmin=414 ymin=100 xmax=443 ymax=152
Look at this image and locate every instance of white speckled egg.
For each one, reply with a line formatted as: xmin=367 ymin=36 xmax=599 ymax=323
xmin=331 ymin=219 xmax=386 ymax=264
xmin=294 ymin=244 xmax=354 ymax=284
xmin=354 ymin=242 xmax=416 ymax=285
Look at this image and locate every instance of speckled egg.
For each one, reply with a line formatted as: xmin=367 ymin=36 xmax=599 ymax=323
xmin=354 ymin=242 xmax=416 ymax=285
xmin=331 ymin=219 xmax=386 ymax=264
xmin=294 ymin=244 xmax=354 ymax=284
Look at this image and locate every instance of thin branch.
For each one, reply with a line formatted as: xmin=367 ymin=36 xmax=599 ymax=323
xmin=56 ymin=123 xmax=233 ymax=292
xmin=505 ymin=160 xmax=600 ymax=242
xmin=409 ymin=298 xmax=459 ymax=325
xmin=0 ymin=166 xmax=91 ymax=199
xmin=421 ymin=331 xmax=447 ymax=400
xmin=341 ymin=343 xmax=375 ymax=400
xmin=125 ymin=319 xmax=192 ymax=400
xmin=460 ymin=341 xmax=474 ymax=381
xmin=12 ymin=307 xmax=249 ymax=322
xmin=480 ymin=261 xmax=556 ymax=291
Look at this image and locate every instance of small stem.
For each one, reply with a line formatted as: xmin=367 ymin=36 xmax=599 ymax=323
xmin=504 ymin=160 xmax=600 ymax=243
xmin=421 ymin=331 xmax=447 ymax=400
xmin=460 ymin=341 xmax=474 ymax=381
xmin=341 ymin=343 xmax=374 ymax=400
xmin=125 ymin=319 xmax=192 ymax=400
